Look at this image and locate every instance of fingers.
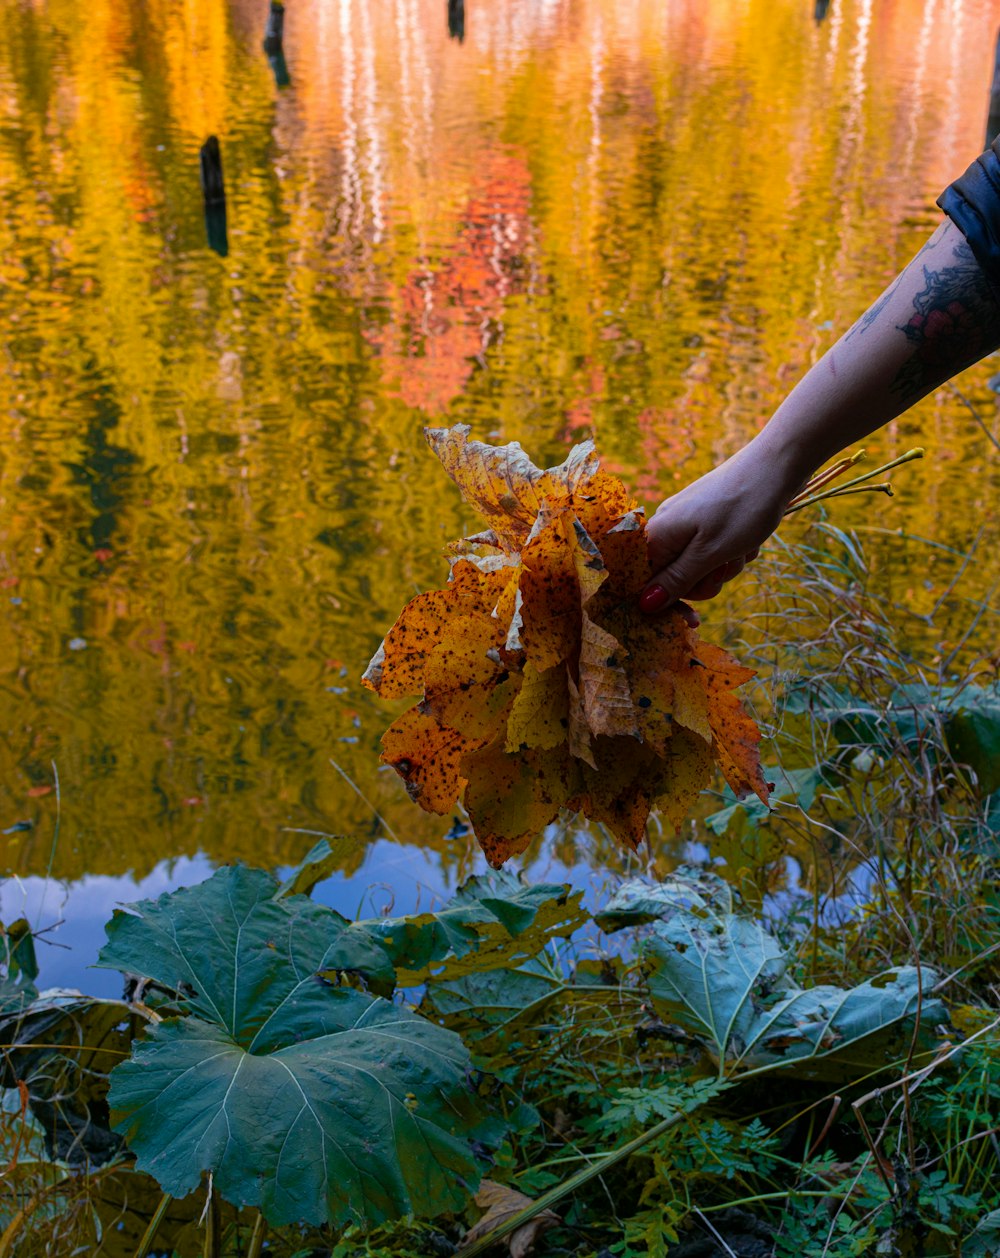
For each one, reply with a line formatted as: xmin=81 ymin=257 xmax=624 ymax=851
xmin=641 ymin=553 xmax=753 ymax=612
xmin=674 ymin=601 xmax=700 ymax=628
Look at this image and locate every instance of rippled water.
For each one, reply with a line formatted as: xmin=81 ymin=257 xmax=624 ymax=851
xmin=2 ymin=0 xmax=999 ymax=991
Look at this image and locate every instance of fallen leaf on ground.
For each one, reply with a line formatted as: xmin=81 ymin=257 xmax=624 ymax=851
xmin=460 ymin=1179 xmax=560 ymax=1258
xmin=363 ymin=425 xmax=770 ymax=866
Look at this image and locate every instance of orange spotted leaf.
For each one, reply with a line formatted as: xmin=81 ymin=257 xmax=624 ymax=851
xmin=518 ymin=507 xmax=586 ymax=672
xmin=463 ymin=741 xmax=583 ymax=869
xmin=365 ymin=426 xmax=770 ymax=866
xmin=380 ymin=708 xmax=471 ymax=814
xmin=694 ymin=642 xmax=769 ymax=804
xmin=426 ymin=425 xmax=563 ymax=552
xmin=654 ymin=728 xmax=717 ymax=833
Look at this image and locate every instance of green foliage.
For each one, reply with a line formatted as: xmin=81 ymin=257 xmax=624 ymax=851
xmin=5 ymin=798 xmax=1000 ymax=1257
xmin=0 ymin=916 xmax=39 ymax=1014
xmin=99 ymin=866 xmax=503 ymax=1229
xmin=599 ymin=873 xmax=947 ymax=1078
xmin=790 ymin=679 xmax=1000 ymax=797
xmin=344 ymin=867 xmax=587 ymax=985
xmin=705 ymin=765 xmax=828 ymax=839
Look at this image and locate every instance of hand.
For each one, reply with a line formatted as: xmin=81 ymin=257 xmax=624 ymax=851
xmin=640 ymin=443 xmax=803 ymax=612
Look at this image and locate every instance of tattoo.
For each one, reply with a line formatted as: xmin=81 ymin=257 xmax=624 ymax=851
xmin=846 ymin=278 xmax=902 ymax=341
xmin=889 ymin=241 xmax=1000 ymax=404
xmin=845 ymin=234 xmax=937 ymax=343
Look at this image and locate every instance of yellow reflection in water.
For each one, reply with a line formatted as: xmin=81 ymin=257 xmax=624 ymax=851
xmin=0 ymin=0 xmax=998 ymax=885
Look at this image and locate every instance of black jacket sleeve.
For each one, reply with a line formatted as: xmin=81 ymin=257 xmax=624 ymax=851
xmin=937 ymin=137 xmax=1000 ymax=303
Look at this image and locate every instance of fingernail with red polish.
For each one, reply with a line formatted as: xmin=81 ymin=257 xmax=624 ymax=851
xmin=640 ymin=584 xmax=669 ymax=613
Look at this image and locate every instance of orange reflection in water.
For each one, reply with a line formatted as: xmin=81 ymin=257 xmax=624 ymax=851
xmin=0 ymin=0 xmax=997 ymax=897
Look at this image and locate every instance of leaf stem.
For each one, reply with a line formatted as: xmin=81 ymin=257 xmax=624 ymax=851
xmin=783 ymin=448 xmax=923 ymax=515
xmin=456 ymin=1100 xmax=718 ymax=1256
xmin=246 ymin=1211 xmax=267 ymax=1258
xmin=788 ymin=448 xmax=867 ymax=504
xmin=784 ymin=484 xmax=893 ymax=515
xmin=135 ymin=1192 xmax=171 ymax=1258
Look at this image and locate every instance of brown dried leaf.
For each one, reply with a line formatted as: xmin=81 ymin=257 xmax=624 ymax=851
xmin=566 ymin=672 xmax=597 ymax=769
xmin=573 ymin=740 xmax=661 ymax=851
xmin=462 ymin=1179 xmax=560 ymax=1258
xmin=578 ymin=614 xmax=640 ymax=740
xmin=592 ymin=508 xmax=650 ymax=604
xmin=573 ymin=732 xmax=711 ymax=849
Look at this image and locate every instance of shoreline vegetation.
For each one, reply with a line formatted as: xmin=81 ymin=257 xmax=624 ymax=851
xmin=3 ymin=533 xmax=1000 ymax=1257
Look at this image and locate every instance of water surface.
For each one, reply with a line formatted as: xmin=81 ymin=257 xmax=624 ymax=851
xmin=1 ymin=0 xmax=999 ymax=988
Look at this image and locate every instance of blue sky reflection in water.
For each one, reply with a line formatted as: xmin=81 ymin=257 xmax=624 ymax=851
xmin=1 ymin=0 xmax=999 ymax=990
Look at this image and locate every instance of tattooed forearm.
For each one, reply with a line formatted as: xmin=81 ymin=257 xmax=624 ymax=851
xmin=845 ymin=281 xmax=900 ymax=342
xmin=890 ymin=241 xmax=1000 ymax=403
xmin=845 ymin=233 xmax=938 ymax=343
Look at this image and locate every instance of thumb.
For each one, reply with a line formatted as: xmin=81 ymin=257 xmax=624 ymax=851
xmin=643 ymin=514 xmax=704 ymax=609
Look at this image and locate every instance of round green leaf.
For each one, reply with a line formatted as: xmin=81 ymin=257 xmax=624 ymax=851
xmin=101 ymin=867 xmax=503 ymax=1228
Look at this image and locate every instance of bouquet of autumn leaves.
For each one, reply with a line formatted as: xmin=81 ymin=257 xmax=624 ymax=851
xmin=362 ymin=425 xmax=770 ymax=868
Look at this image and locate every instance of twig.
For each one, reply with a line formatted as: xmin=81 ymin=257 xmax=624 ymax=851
xmin=947 ymin=381 xmax=1000 ymax=453
xmin=328 ymin=757 xmax=401 ymax=842
xmin=784 ymin=449 xmax=924 ymax=514
xmin=134 ymin=1192 xmax=171 ymax=1258
xmin=789 ymin=483 xmax=894 ymax=512
xmin=246 ymin=1211 xmax=267 ymax=1258
xmin=806 ymin=1095 xmax=842 ymax=1160
xmin=787 ymin=449 xmax=867 ymax=506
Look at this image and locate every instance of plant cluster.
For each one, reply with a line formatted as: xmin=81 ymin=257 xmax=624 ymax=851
xmin=4 ymin=533 xmax=1000 ymax=1258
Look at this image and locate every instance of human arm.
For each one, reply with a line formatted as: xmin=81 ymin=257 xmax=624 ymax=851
xmin=642 ymin=214 xmax=1000 ymax=611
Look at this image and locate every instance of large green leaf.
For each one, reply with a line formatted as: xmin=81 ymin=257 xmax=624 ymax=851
xmin=99 ymin=866 xmax=503 ymax=1229
xmin=344 ymin=869 xmax=587 ymax=986
xmin=595 ymin=868 xmax=735 ymax=931
xmin=98 ymin=861 xmax=397 ymax=1001
xmin=600 ymin=875 xmax=946 ymax=1080
xmin=422 ymin=957 xmax=565 ymax=1054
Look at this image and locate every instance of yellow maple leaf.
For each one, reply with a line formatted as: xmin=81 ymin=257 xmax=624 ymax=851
xmin=362 ymin=424 xmax=770 ymax=867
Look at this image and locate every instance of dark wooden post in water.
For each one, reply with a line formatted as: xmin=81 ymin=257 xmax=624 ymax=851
xmin=264 ymin=1 xmax=291 ymax=88
xmin=448 ymin=0 xmax=465 ymax=43
xmin=199 ymin=136 xmax=229 ymax=258
xmin=987 ymin=27 xmax=1000 ymax=145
